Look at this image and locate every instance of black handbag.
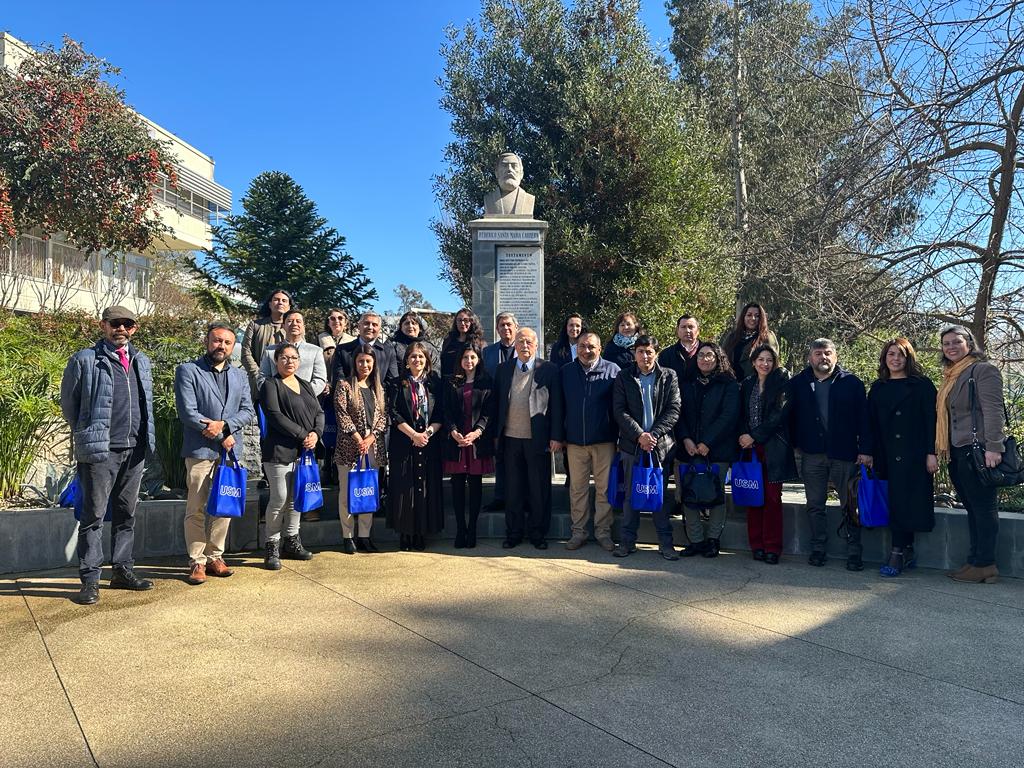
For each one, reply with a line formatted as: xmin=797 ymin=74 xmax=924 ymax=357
xmin=968 ymin=375 xmax=1024 ymax=487
xmin=680 ymin=458 xmax=725 ymax=510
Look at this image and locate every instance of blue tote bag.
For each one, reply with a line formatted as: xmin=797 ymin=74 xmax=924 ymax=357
xmin=606 ymin=454 xmax=626 ymax=509
xmin=348 ymin=454 xmax=379 ymax=514
xmin=857 ymin=465 xmax=889 ymax=527
xmin=61 ymin=476 xmax=113 ymax=522
xmin=293 ymin=449 xmax=324 ymax=513
xmin=630 ymin=451 xmax=664 ymax=512
xmin=730 ymin=451 xmax=765 ymax=508
xmin=206 ymin=448 xmax=247 ymax=518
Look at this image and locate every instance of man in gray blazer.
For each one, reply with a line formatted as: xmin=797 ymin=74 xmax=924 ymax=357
xmin=174 ymin=323 xmax=255 ymax=585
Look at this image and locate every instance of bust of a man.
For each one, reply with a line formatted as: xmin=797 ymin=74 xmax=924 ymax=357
xmin=483 ymin=152 xmax=536 ymax=217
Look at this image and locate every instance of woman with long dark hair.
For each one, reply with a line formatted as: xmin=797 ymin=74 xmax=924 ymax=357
xmin=388 ymin=342 xmax=445 ymax=551
xmin=440 ymin=308 xmax=484 ymax=377
xmin=936 ymin=326 xmax=1005 ymax=583
xmin=738 ymin=344 xmax=796 ymax=564
xmin=677 ymin=341 xmax=740 ymax=558
xmin=867 ymin=338 xmax=937 ymax=577
xmin=241 ymin=288 xmax=294 ymax=395
xmin=443 ymin=345 xmax=495 ymax=548
xmin=720 ymin=302 xmax=778 ymax=380
xmin=549 ymin=313 xmax=584 ymax=368
xmin=334 ymin=345 xmax=388 ymax=554
xmin=603 ymin=312 xmax=642 ymax=370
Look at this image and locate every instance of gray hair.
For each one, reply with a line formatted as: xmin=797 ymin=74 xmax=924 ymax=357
xmin=809 ymin=338 xmax=836 ymax=353
xmin=495 ymin=311 xmax=519 ymax=328
xmin=358 ymin=311 xmax=382 ymax=324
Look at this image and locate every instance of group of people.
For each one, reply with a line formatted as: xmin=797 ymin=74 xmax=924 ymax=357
xmin=59 ymin=295 xmax=1010 ymax=605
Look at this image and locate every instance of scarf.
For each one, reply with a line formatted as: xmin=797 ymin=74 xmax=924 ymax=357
xmin=935 ymin=356 xmax=975 ymax=461
xmin=408 ymin=375 xmax=429 ymax=426
xmin=613 ymin=332 xmax=638 ymax=349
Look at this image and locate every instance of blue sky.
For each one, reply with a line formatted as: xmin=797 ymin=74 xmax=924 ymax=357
xmin=2 ymin=2 xmax=673 ymax=312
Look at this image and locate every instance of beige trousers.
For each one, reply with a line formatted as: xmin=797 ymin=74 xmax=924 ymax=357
xmin=565 ymin=443 xmax=616 ymax=538
xmin=337 ymin=456 xmax=377 ymax=539
xmin=184 ymin=457 xmax=232 ymax=565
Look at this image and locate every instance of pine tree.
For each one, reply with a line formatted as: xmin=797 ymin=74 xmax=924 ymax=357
xmin=191 ymin=171 xmax=377 ymax=314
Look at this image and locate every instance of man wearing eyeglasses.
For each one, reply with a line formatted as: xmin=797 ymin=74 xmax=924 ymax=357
xmin=60 ymin=305 xmax=156 ymax=605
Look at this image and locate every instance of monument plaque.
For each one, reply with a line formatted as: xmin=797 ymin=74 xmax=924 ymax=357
xmin=469 ymin=152 xmax=548 ymax=348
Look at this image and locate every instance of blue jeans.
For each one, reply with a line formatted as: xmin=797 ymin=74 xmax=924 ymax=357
xmin=77 ymin=447 xmax=146 ymax=583
xmin=619 ymin=451 xmax=674 ymax=547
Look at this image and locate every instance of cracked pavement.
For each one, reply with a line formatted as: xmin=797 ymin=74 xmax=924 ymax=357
xmin=2 ymin=541 xmax=1022 ymax=767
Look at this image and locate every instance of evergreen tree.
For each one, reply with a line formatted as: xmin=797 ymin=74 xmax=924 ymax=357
xmin=191 ymin=171 xmax=377 ymax=315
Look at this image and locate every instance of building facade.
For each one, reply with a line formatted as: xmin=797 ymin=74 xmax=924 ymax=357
xmin=0 ymin=32 xmax=231 ymax=315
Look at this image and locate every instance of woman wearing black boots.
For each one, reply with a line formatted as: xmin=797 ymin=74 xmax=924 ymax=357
xmin=387 ymin=343 xmax=445 ymax=551
xmin=677 ymin=342 xmax=740 ymax=558
xmin=443 ymin=345 xmax=495 ymax=548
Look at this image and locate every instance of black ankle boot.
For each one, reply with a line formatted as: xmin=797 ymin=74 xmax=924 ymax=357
xmin=400 ymin=534 xmax=412 ymax=551
xmin=413 ymin=533 xmax=426 ymax=551
xmin=281 ymin=534 xmax=313 ymax=560
xmin=466 ymin=517 xmax=478 ymax=548
xmin=702 ymin=538 xmax=720 ymax=558
xmin=265 ymin=540 xmax=282 ymax=570
xmin=679 ymin=540 xmax=706 ymax=557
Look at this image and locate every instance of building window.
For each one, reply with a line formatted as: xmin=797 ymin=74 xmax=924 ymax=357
xmin=14 ymin=236 xmax=46 ymax=279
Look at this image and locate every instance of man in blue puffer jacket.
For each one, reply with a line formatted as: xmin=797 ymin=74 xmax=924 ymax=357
xmin=60 ymin=306 xmax=156 ymax=605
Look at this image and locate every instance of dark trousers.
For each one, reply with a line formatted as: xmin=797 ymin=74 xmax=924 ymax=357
xmin=503 ymin=437 xmax=551 ymax=543
xmin=950 ymin=446 xmax=1000 ymax=567
xmin=77 ymin=447 xmax=146 ymax=583
xmin=801 ymin=452 xmax=860 ymax=557
xmin=493 ymin=457 xmax=505 ymax=502
xmin=619 ymin=452 xmax=674 ymax=547
xmin=450 ymin=473 xmax=483 ymax=533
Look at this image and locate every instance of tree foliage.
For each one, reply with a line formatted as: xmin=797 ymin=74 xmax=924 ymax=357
xmin=667 ymin=0 xmax=921 ymax=346
xmin=190 ymin=171 xmax=377 ymax=315
xmin=434 ymin=0 xmax=730 ymax=340
xmin=0 ymin=36 xmax=177 ymax=253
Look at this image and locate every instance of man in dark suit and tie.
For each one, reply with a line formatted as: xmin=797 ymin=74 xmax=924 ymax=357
xmin=482 ymin=312 xmax=519 ymax=511
xmin=495 ymin=327 xmax=563 ymax=549
xmin=331 ymin=312 xmax=399 ymax=392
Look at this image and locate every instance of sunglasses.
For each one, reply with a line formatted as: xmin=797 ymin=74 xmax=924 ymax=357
xmin=108 ymin=319 xmax=136 ymax=330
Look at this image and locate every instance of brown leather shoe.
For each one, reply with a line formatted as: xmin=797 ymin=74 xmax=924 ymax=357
xmin=187 ymin=563 xmax=207 ymax=585
xmin=206 ymin=558 xmax=233 ymax=578
xmin=947 ymin=563 xmax=972 ymax=577
xmin=949 ymin=564 xmax=999 ymax=584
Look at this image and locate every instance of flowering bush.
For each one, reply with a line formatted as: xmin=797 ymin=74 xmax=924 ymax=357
xmin=0 ymin=37 xmax=177 ymax=253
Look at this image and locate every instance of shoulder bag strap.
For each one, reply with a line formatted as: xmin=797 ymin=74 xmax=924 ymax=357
xmin=967 ymin=364 xmax=980 ymax=446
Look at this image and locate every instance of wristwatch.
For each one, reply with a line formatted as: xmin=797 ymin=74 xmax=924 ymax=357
xmin=425 ymin=426 xmax=435 ymax=437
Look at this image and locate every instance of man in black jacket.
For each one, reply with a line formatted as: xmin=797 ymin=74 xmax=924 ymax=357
xmin=495 ymin=328 xmax=563 ymax=549
xmin=788 ymin=338 xmax=873 ymax=570
xmin=612 ymin=336 xmax=682 ymax=560
xmin=555 ymin=332 xmax=620 ymax=551
xmin=331 ymin=312 xmax=399 ymax=391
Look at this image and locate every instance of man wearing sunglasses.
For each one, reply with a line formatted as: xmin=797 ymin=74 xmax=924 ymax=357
xmin=60 ymin=305 xmax=156 ymax=605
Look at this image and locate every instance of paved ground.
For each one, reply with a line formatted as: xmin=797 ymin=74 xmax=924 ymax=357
xmin=2 ymin=541 xmax=1022 ymax=768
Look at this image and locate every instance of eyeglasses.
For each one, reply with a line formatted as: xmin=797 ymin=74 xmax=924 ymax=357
xmin=278 ymin=355 xmax=300 ymax=362
xmin=108 ymin=319 xmax=136 ymax=329
xmin=697 ymin=352 xmax=717 ymax=360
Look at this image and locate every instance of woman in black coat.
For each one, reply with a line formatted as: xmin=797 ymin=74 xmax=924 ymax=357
xmin=677 ymin=342 xmax=740 ymax=558
xmin=390 ymin=311 xmax=441 ymax=372
xmin=443 ymin=345 xmax=495 ymax=549
xmin=603 ymin=312 xmax=642 ymax=370
xmin=388 ymin=342 xmax=445 ymax=551
xmin=440 ymin=308 xmax=484 ymax=377
xmin=738 ymin=345 xmax=796 ymax=564
xmin=868 ymin=338 xmax=937 ymax=577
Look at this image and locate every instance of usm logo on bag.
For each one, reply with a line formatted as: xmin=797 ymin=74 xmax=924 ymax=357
xmin=634 ymin=483 xmax=659 ymax=495
xmin=304 ymin=482 xmax=322 ymax=493
xmin=219 ymin=486 xmax=242 ymax=498
xmin=734 ymin=478 xmax=760 ymax=490
xmin=353 ymin=486 xmax=375 ymax=498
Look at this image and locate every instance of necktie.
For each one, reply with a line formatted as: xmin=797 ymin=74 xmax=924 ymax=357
xmin=117 ymin=347 xmax=130 ymax=373
xmin=521 ymin=362 xmax=528 ymax=373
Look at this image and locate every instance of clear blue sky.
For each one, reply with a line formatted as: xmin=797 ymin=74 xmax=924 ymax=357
xmin=2 ymin=2 xmax=673 ymax=312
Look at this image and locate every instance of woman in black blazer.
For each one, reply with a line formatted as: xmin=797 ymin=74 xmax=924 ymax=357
xmin=677 ymin=342 xmax=740 ymax=558
xmin=738 ymin=345 xmax=796 ymax=564
xmin=443 ymin=345 xmax=495 ymax=549
xmin=549 ymin=313 xmax=583 ymax=368
xmin=388 ymin=342 xmax=445 ymax=551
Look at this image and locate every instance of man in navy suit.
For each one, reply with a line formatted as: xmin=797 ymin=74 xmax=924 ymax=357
xmin=495 ymin=327 xmax=563 ymax=549
xmin=174 ymin=323 xmax=255 ymax=585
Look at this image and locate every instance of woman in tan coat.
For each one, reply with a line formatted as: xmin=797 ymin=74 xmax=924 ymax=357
xmin=333 ymin=345 xmax=387 ymax=554
xmin=936 ymin=325 xmax=1005 ymax=583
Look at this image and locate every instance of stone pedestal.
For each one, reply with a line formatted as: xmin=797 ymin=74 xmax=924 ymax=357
xmin=469 ymin=216 xmax=548 ymax=349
